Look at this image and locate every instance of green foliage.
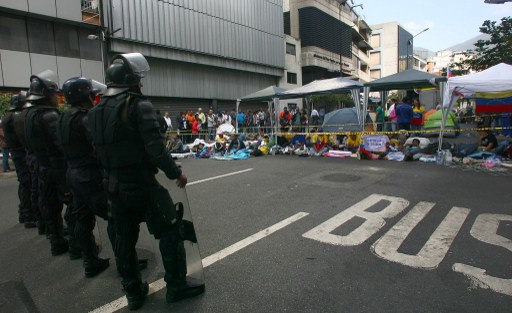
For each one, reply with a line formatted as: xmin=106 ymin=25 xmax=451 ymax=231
xmin=0 ymin=93 xmax=13 ymax=117
xmin=452 ymin=16 xmax=512 ymax=72
xmin=312 ymin=94 xmax=354 ymax=112
xmin=387 ymin=90 xmax=405 ymax=102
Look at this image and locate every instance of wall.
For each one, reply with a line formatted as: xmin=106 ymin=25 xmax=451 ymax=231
xmin=109 ymin=0 xmax=284 ymax=72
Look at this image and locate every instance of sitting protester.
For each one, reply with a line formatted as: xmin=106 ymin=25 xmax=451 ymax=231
xmin=479 ymin=129 xmax=498 ymax=153
xmin=345 ymin=133 xmax=362 ymax=152
xmin=227 ymin=133 xmax=246 ymax=154
xmin=250 ymin=135 xmax=270 ymax=157
xmin=168 ymin=134 xmax=190 ymax=153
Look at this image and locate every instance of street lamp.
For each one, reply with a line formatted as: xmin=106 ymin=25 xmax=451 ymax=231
xmin=408 ymin=28 xmax=429 ymax=70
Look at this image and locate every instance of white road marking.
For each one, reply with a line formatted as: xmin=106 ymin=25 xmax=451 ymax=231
xmin=470 ymin=213 xmax=512 ymax=253
xmin=452 ymin=213 xmax=512 ymax=296
xmin=187 ymin=168 xmax=254 ymax=186
xmin=89 ymin=212 xmax=309 ymax=313
xmin=453 ymin=263 xmax=512 ymax=296
xmin=372 ymin=204 xmax=470 ymax=269
xmin=302 ymin=194 xmax=409 ymax=246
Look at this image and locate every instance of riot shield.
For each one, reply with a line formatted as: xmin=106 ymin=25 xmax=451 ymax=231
xmin=95 ymin=213 xmax=160 ymax=283
xmin=162 ymin=181 xmax=205 ymax=285
xmin=94 ymin=177 xmax=205 ymax=286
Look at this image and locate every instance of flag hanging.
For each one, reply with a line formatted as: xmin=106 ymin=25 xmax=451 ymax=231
xmin=476 ymin=91 xmax=512 ymax=114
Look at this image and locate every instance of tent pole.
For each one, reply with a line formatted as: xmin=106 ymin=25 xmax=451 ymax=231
xmin=235 ymin=99 xmax=240 ymax=134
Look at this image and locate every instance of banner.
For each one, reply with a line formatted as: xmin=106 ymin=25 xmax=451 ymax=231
xmin=362 ymin=135 xmax=389 ymax=152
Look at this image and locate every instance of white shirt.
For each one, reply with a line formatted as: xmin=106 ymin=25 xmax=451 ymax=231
xmin=164 ymin=116 xmax=172 ymax=128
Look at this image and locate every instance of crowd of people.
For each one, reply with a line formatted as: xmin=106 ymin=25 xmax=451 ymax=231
xmin=0 ymin=53 xmax=204 ymax=310
xmin=158 ymin=95 xmax=511 ymax=165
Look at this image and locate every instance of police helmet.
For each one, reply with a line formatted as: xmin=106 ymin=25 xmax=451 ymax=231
xmin=26 ymin=70 xmax=60 ymax=101
xmin=105 ymin=53 xmax=150 ymax=88
xmin=62 ymin=77 xmax=106 ymax=105
xmin=10 ymin=91 xmax=27 ymax=111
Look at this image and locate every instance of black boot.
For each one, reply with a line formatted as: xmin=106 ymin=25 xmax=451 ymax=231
xmin=36 ymin=220 xmax=46 ymax=236
xmin=84 ymin=258 xmax=110 ymax=278
xmin=24 ymin=219 xmax=37 ymax=229
xmin=68 ymin=238 xmax=82 ymax=260
xmin=166 ymin=278 xmax=205 ymax=303
xmin=50 ymin=236 xmax=69 ymax=256
xmin=117 ymin=259 xmax=149 ymax=276
xmin=125 ymin=282 xmax=149 ymax=311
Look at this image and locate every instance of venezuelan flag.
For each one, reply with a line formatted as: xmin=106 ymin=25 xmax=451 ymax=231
xmin=476 ymin=91 xmax=512 ymax=114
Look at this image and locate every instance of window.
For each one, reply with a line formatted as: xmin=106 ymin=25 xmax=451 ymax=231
xmin=0 ymin=14 xmax=29 ymax=52
xmin=370 ymin=51 xmax=381 ymax=66
xmin=371 ymin=34 xmax=380 ymax=47
xmin=286 ymin=43 xmax=296 ymax=56
xmin=287 ymin=72 xmax=297 ymax=84
xmin=78 ymin=28 xmax=102 ymax=61
xmin=28 ymin=19 xmax=55 ymax=55
xmin=55 ymin=24 xmax=80 ymax=58
xmin=370 ymin=69 xmax=381 ymax=79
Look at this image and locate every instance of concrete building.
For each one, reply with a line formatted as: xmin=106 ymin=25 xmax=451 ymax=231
xmin=102 ymin=0 xmax=286 ymax=116
xmin=0 ymin=0 xmax=104 ymax=92
xmin=429 ymin=49 xmax=471 ymax=75
xmin=369 ymin=22 xmax=413 ymax=80
xmin=284 ymin=0 xmax=372 ymax=84
xmin=278 ymin=35 xmax=303 ymax=110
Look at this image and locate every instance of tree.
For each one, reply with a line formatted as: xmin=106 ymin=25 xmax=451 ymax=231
xmin=312 ymin=94 xmax=354 ymax=112
xmin=452 ymin=16 xmax=512 ymax=73
xmin=0 ymin=93 xmax=13 ymax=117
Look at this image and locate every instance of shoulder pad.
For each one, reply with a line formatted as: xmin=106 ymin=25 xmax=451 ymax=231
xmin=103 ymin=87 xmax=129 ymax=97
xmin=40 ymin=109 xmax=60 ymax=124
xmin=135 ymin=98 xmax=154 ymax=114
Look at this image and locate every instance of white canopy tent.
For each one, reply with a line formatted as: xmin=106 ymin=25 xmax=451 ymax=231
xmin=440 ymin=63 xmax=512 ymax=149
xmin=442 ymin=63 xmax=512 ymax=108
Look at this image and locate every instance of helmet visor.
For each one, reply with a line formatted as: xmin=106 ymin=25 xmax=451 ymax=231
xmin=91 ymin=80 xmax=107 ymax=95
xmin=33 ymin=70 xmax=59 ymax=87
xmin=117 ymin=53 xmax=150 ymax=74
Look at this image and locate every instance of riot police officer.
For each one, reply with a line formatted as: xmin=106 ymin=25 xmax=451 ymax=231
xmin=88 ymin=53 xmax=204 ymax=310
xmin=22 ymin=70 xmax=76 ymax=256
xmin=1 ymin=92 xmax=36 ymax=228
xmin=57 ymin=77 xmax=110 ymax=277
xmin=13 ymin=94 xmax=45 ymax=235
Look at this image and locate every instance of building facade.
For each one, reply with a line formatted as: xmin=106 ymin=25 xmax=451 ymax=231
xmin=369 ymin=22 xmax=413 ymax=80
xmin=0 ymin=0 xmax=104 ymax=91
xmin=102 ymin=0 xmax=285 ymax=115
xmin=283 ymin=0 xmax=372 ymax=84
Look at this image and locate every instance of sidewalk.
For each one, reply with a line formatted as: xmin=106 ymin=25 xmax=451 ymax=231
xmin=0 ymin=158 xmax=17 ymax=179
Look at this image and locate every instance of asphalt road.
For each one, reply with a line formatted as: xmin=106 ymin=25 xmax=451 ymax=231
xmin=0 ymin=156 xmax=510 ymax=313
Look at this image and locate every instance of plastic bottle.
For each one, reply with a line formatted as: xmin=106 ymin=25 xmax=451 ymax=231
xmin=436 ymin=150 xmax=444 ymax=165
xmin=444 ymin=149 xmax=452 ymax=165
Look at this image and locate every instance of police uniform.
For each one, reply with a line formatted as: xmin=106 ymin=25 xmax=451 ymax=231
xmin=12 ymin=98 xmax=44 ymax=235
xmin=1 ymin=92 xmax=36 ymax=228
xmin=88 ymin=53 xmax=203 ymax=310
xmin=57 ymin=77 xmax=110 ymax=277
xmin=23 ymin=70 xmax=73 ymax=256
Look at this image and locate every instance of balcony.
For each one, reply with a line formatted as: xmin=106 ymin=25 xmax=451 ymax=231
xmin=82 ymin=0 xmax=100 ymax=25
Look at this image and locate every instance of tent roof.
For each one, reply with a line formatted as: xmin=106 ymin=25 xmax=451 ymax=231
xmin=240 ymin=86 xmax=288 ymax=102
xmin=277 ymin=77 xmax=363 ymax=99
xmin=365 ymin=69 xmax=446 ymax=91
xmin=446 ymin=63 xmax=512 ymax=97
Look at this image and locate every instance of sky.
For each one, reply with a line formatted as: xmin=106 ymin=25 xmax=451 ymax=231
xmin=357 ymin=0 xmax=512 ymax=52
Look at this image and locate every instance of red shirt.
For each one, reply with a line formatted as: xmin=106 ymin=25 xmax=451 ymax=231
xmin=192 ymin=121 xmax=199 ymax=134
